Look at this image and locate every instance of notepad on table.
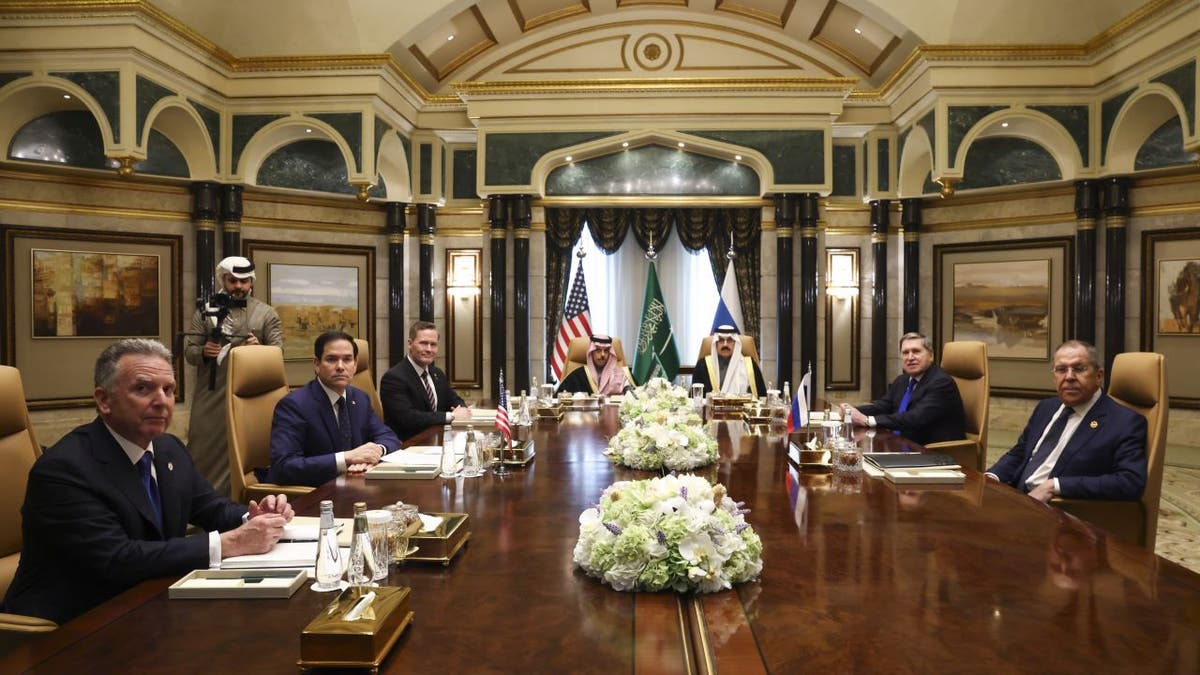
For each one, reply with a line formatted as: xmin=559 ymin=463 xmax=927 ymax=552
xmin=221 ymin=541 xmax=319 ymax=569
xmin=882 ymin=468 xmax=966 ymax=485
xmin=864 ymin=452 xmax=957 ymax=470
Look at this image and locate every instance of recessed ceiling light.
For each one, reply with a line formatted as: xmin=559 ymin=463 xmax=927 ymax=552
xmin=62 ymin=94 xmax=71 ymax=100
xmin=734 ymin=155 xmax=742 ymax=161
xmin=622 ymin=141 xmax=629 ymax=148
xmin=677 ymin=142 xmax=685 ymax=148
xmin=1001 ymin=122 xmax=1009 ymax=128
xmin=565 ymin=155 xmax=573 ymax=162
xmin=447 ymin=34 xmax=455 ymax=41
xmin=854 ymin=28 xmax=862 ymax=35
xmin=305 ymin=128 xmax=312 ymax=133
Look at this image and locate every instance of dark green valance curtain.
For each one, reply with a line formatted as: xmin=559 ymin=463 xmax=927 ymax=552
xmin=544 ymin=207 xmax=761 ymax=376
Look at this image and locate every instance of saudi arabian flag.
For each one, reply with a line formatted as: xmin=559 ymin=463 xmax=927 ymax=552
xmin=632 ymin=262 xmax=681 ymax=384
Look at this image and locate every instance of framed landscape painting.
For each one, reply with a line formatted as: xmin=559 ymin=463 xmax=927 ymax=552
xmin=1142 ymin=227 xmax=1200 ymax=407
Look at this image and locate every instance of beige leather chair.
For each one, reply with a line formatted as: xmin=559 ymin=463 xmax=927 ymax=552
xmin=925 ymin=341 xmax=989 ymax=470
xmin=226 ymin=345 xmax=313 ymax=502
xmin=695 ymin=334 xmax=761 ymax=367
xmin=562 ymin=336 xmax=629 ymax=380
xmin=0 ymin=366 xmax=57 ymax=633
xmin=351 ymin=338 xmax=384 ymax=419
xmin=1052 ymin=352 xmax=1168 ymax=551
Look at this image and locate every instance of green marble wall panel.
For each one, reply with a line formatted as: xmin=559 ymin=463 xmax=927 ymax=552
xmin=373 ymin=118 xmax=390 ymax=170
xmin=832 ymin=145 xmax=856 ymax=196
xmin=921 ymin=171 xmax=939 ymax=196
xmin=257 ymin=138 xmax=352 ymax=195
xmin=135 ymin=76 xmax=174 ymax=144
xmin=419 ymin=143 xmax=432 ymax=194
xmin=1152 ymin=60 xmax=1196 ymax=135
xmin=544 ymin=144 xmax=758 ymax=196
xmin=453 ymin=149 xmax=478 ymax=200
xmin=1135 ymin=117 xmax=1199 ymax=170
xmin=484 ymin=131 xmax=616 ymax=185
xmin=136 ymin=128 xmax=188 ymax=178
xmin=232 ymin=113 xmax=285 ymax=174
xmin=0 ymin=72 xmax=31 ymax=89
xmin=947 ymin=106 xmax=1006 ymax=163
xmin=369 ymin=177 xmax=387 ymax=200
xmin=8 ymin=110 xmax=108 ymax=169
xmin=877 ymin=138 xmax=890 ymax=192
xmin=898 ymin=128 xmax=908 ymax=164
xmin=311 ymin=113 xmax=362 ymax=173
xmin=685 ymin=129 xmax=824 ymax=184
xmin=50 ymin=71 xmax=120 ymax=143
xmin=1101 ymin=88 xmax=1134 ymax=166
xmin=959 ymin=137 xmax=1061 ymax=190
xmin=861 ymin=139 xmax=868 ymax=195
xmin=916 ymin=112 xmax=936 ymax=165
xmin=1032 ymin=105 xmax=1090 ymax=166
xmin=188 ymin=99 xmax=220 ymax=171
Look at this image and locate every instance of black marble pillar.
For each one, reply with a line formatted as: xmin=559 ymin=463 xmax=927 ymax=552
xmin=798 ymin=194 xmax=819 ymax=392
xmin=219 ymin=184 xmax=243 ymax=259
xmin=775 ymin=195 xmax=796 ymax=390
xmin=385 ymin=202 xmax=406 ymax=366
xmin=417 ymin=204 xmax=436 ymax=322
xmin=901 ymin=199 xmax=921 ymax=336
xmin=870 ymin=200 xmax=890 ymax=396
xmin=191 ymin=182 xmax=220 ymax=303
xmin=489 ymin=196 xmax=509 ymax=394
xmin=1102 ymin=176 xmax=1131 ymax=373
xmin=512 ymin=195 xmax=532 ymax=394
xmin=1073 ymin=180 xmax=1099 ymax=343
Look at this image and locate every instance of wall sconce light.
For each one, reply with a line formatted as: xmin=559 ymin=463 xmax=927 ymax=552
xmin=826 ymin=250 xmax=859 ymax=299
xmin=447 ymin=249 xmax=481 ymax=297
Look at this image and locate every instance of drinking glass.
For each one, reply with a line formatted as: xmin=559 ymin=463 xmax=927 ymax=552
xmin=539 ymin=383 xmax=556 ymax=406
xmin=833 ymin=438 xmax=863 ymax=473
xmin=365 ymin=510 xmax=391 ymax=581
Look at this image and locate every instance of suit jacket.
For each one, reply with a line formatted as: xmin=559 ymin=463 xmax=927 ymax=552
xmin=691 ymin=354 xmax=767 ymax=397
xmin=267 ymin=379 xmax=399 ymax=487
xmin=987 ymin=393 xmax=1147 ymax=500
xmin=379 ymin=359 xmax=466 ymax=441
xmin=859 ymin=364 xmax=966 ymax=445
xmin=3 ymin=418 xmax=247 ymax=624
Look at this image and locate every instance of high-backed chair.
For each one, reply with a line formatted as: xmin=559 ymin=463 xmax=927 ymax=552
xmin=562 ymin=336 xmax=629 ymax=380
xmin=351 ymin=338 xmax=384 ymax=419
xmin=0 ymin=366 xmax=57 ymax=633
xmin=226 ymin=346 xmax=313 ymax=502
xmin=694 ymin=334 xmax=761 ymax=367
xmin=1052 ymin=352 xmax=1168 ymax=551
xmin=925 ymin=341 xmax=990 ymax=470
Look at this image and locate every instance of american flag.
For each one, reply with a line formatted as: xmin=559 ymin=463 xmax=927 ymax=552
xmin=551 ymin=264 xmax=592 ymax=380
xmin=495 ymin=370 xmax=511 ymax=446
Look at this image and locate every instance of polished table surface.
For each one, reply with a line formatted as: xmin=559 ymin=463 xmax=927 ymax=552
xmin=3 ymin=408 xmax=1199 ymax=673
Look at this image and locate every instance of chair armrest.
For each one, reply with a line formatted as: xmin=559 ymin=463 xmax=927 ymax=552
xmin=0 ymin=612 xmax=58 ymax=633
xmin=924 ymin=439 xmax=983 ymax=471
xmin=246 ymin=483 xmax=314 ymax=500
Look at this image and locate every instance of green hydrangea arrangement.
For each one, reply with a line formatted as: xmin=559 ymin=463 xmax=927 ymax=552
xmin=618 ymin=377 xmax=693 ymax=425
xmin=573 ymin=474 xmax=763 ymax=593
xmin=605 ymin=413 xmax=717 ymax=471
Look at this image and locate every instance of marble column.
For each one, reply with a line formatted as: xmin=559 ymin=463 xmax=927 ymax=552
xmin=489 ymin=196 xmax=509 ymax=394
xmin=512 ymin=195 xmax=532 ymax=394
xmin=1102 ymin=176 xmax=1131 ymax=373
xmin=417 ymin=204 xmax=436 ymax=322
xmin=901 ymin=198 xmax=922 ymax=335
xmin=775 ymin=195 xmax=796 ymax=389
xmin=219 ymin=184 xmax=243 ymax=259
xmin=1073 ymin=180 xmax=1099 ymax=343
xmin=870 ymin=200 xmax=890 ymax=395
xmin=799 ymin=194 xmax=819 ymax=388
xmin=385 ymin=202 xmax=407 ymax=366
xmin=191 ymin=182 xmax=220 ymax=302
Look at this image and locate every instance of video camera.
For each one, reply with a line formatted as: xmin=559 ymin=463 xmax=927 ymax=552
xmin=196 ymin=291 xmax=248 ymax=349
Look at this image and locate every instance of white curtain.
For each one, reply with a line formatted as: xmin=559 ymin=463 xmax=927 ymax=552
xmin=569 ymin=221 xmax=718 ymax=367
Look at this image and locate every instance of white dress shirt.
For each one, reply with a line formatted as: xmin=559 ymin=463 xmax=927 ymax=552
xmin=1023 ymin=388 xmax=1103 ymax=494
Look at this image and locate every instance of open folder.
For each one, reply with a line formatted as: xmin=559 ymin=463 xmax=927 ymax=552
xmin=864 ymin=452 xmax=957 ymax=470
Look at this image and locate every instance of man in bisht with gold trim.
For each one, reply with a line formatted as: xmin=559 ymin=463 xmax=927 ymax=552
xmin=557 ymin=334 xmax=635 ymax=395
xmin=691 ymin=325 xmax=765 ymax=397
xmin=184 ymin=256 xmax=282 ymax=497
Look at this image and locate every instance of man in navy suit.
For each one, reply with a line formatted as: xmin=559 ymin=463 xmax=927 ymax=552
xmin=267 ymin=331 xmax=399 ymax=486
xmin=380 ymin=320 xmax=471 ymax=441
xmin=842 ymin=332 xmax=966 ymax=445
xmin=987 ymin=340 xmax=1146 ymax=502
xmin=4 ymin=339 xmax=292 ymax=624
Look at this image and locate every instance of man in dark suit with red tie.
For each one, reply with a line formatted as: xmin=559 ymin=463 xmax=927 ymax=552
xmin=380 ymin=320 xmax=471 ymax=441
xmin=842 ymin=332 xmax=966 ymax=445
xmin=4 ymin=339 xmax=292 ymax=624
xmin=267 ymin=331 xmax=398 ymax=487
xmin=986 ymin=340 xmax=1146 ymax=503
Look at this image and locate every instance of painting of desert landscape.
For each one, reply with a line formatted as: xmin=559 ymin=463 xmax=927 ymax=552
xmin=1158 ymin=258 xmax=1200 ymax=335
xmin=269 ymin=263 xmax=359 ymax=359
xmin=31 ymin=249 xmax=159 ymax=338
xmin=952 ymin=259 xmax=1050 ymax=359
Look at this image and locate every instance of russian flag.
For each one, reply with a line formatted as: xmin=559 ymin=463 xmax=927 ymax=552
xmin=786 ymin=371 xmax=810 ymax=433
xmin=710 ymin=259 xmax=744 ymax=334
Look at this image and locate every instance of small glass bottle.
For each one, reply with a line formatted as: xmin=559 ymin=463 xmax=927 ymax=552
xmin=518 ymin=391 xmax=532 ymax=426
xmin=313 ymin=500 xmax=342 ymax=592
xmin=843 ymin=407 xmax=854 ymax=442
xmin=347 ymin=502 xmax=378 ymax=586
xmin=440 ymin=424 xmax=457 ymax=478
xmin=461 ymin=425 xmax=482 ymax=477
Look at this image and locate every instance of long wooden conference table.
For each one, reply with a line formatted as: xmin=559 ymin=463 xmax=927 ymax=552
xmin=3 ymin=408 xmax=1199 ymax=673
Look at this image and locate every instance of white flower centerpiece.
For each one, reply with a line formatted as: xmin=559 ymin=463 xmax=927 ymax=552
xmin=618 ymin=377 xmax=693 ymax=425
xmin=605 ymin=413 xmax=717 ymax=471
xmin=573 ymin=473 xmax=763 ymax=593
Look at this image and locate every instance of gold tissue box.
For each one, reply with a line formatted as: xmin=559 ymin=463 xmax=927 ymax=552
xmin=501 ymin=439 xmax=536 ymax=466
xmin=406 ymin=512 xmax=471 ymax=566
xmin=299 ymin=585 xmax=413 ymax=670
xmin=534 ymin=402 xmax=564 ymax=421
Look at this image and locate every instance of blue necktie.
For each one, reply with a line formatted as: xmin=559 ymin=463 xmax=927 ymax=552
xmin=1019 ymin=408 xmax=1075 ymax=488
xmin=893 ymin=379 xmax=916 ymax=435
xmin=137 ymin=451 xmax=163 ymax=532
xmin=336 ymin=396 xmax=353 ymax=451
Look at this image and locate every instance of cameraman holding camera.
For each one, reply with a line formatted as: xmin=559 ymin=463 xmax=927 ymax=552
xmin=184 ymin=256 xmax=282 ymax=497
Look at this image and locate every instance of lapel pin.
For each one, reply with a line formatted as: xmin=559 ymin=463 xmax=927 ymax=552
xmin=167 ymin=461 xmax=174 ymax=471
xmin=1089 ymin=420 xmax=1098 ymax=429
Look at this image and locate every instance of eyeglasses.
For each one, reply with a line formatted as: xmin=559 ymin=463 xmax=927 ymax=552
xmin=1052 ymin=364 xmax=1092 ymax=375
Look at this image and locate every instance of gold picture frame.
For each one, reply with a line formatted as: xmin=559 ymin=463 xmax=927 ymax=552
xmin=1141 ymin=227 xmax=1200 ymax=408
